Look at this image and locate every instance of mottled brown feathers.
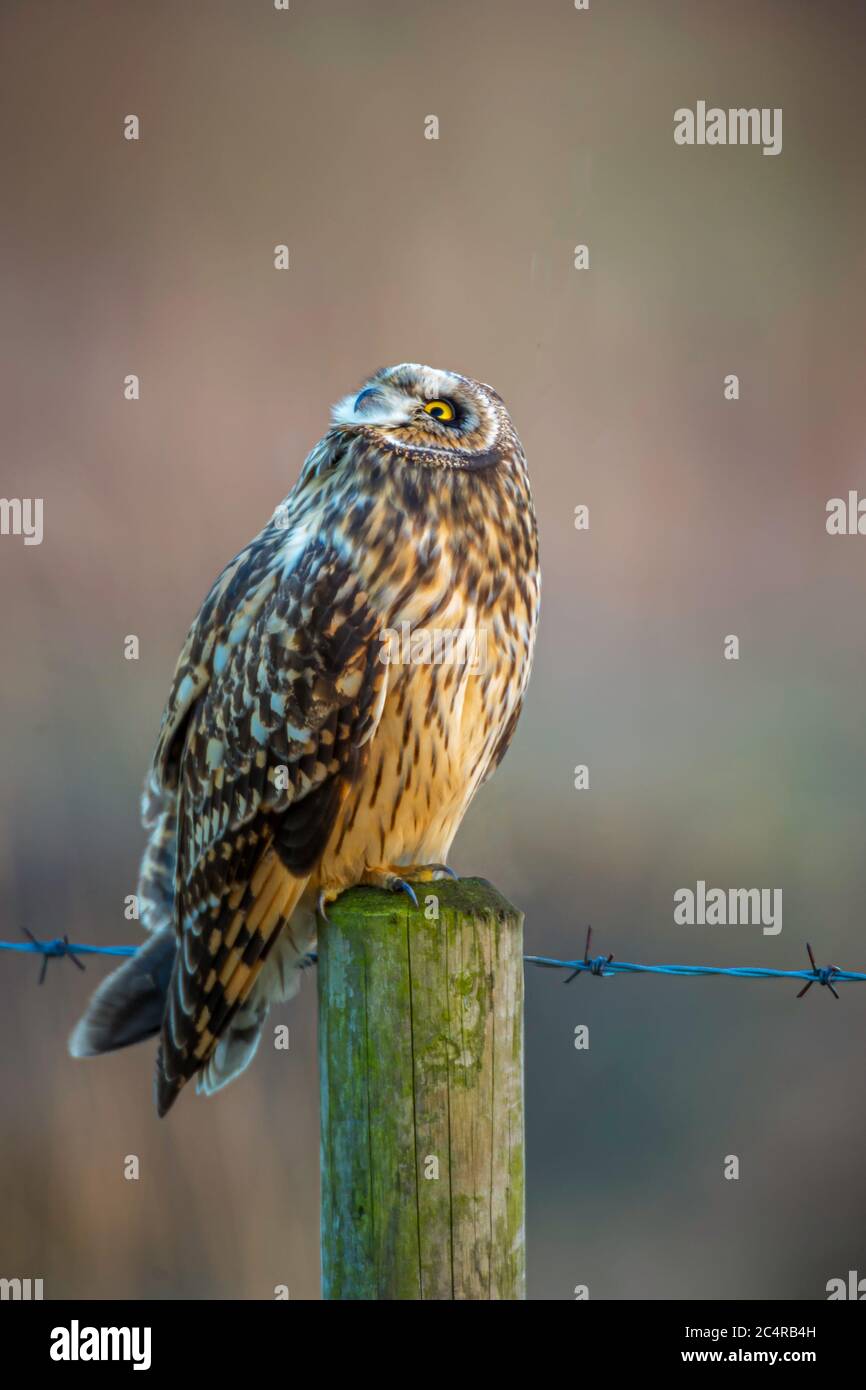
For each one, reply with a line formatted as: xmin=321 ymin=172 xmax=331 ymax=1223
xmin=143 ymin=365 xmax=539 ymax=1112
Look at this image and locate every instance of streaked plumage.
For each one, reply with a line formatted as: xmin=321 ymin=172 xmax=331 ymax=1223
xmin=70 ymin=364 xmax=540 ymax=1114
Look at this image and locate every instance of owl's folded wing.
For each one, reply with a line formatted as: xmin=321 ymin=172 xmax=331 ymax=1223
xmin=151 ymin=531 xmax=388 ymax=1112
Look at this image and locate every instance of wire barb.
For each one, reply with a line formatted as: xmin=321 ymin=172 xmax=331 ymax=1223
xmin=0 ymin=933 xmax=138 ymax=986
xmin=796 ymin=942 xmax=841 ymax=1000
xmin=563 ymin=925 xmax=614 ymax=983
xmin=19 ymin=929 xmax=86 ymax=985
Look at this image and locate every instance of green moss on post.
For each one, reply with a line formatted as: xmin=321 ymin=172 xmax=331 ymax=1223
xmin=318 ymin=877 xmax=525 ymax=1300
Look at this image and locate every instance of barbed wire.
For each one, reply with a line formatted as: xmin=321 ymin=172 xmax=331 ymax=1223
xmin=1 ymin=925 xmax=862 ymax=999
xmin=0 ymin=930 xmax=137 ymax=984
xmin=526 ymin=929 xmax=863 ymax=999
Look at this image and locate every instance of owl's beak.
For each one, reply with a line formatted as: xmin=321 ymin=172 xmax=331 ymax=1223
xmin=353 ymin=386 xmax=381 ymax=413
xmin=331 ymin=384 xmax=412 ymax=429
xmin=339 ymin=385 xmax=411 ymax=427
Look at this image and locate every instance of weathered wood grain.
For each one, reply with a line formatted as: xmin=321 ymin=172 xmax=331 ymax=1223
xmin=318 ymin=877 xmax=525 ymax=1300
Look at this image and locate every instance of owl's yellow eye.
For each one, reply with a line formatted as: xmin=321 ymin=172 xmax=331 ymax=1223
xmin=423 ymin=399 xmax=456 ymax=423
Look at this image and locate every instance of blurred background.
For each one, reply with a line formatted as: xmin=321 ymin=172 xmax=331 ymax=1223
xmin=1 ymin=0 xmax=865 ymax=1300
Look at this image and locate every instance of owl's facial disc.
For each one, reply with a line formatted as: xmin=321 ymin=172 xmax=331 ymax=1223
xmin=331 ymin=364 xmax=507 ymax=470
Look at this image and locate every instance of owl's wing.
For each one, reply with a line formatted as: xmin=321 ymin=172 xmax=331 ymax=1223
xmin=152 ymin=529 xmax=387 ymax=1114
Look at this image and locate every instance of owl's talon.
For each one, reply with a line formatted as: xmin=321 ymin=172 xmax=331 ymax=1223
xmin=430 ymin=863 xmax=459 ymax=882
xmin=316 ymin=889 xmax=337 ymax=924
xmin=396 ymin=879 xmax=419 ymax=908
xmin=359 ymin=867 xmax=425 ymax=905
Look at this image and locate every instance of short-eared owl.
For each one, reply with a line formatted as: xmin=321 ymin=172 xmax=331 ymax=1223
xmin=70 ymin=364 xmax=540 ymax=1114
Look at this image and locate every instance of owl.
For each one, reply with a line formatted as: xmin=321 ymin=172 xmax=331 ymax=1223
xmin=70 ymin=364 xmax=540 ymax=1114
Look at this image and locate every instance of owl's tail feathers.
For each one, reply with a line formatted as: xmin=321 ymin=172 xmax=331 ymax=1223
xmin=194 ymin=1000 xmax=268 ymax=1100
xmin=68 ymin=929 xmax=176 ymax=1059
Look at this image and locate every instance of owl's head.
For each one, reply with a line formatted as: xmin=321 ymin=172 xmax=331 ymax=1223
xmin=331 ymin=364 xmax=518 ymax=472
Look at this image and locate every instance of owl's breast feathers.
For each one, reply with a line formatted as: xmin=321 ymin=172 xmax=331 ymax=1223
xmin=146 ymin=428 xmax=539 ymax=1112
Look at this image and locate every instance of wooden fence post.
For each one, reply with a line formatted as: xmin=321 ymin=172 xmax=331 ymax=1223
xmin=318 ymin=876 xmax=525 ymax=1300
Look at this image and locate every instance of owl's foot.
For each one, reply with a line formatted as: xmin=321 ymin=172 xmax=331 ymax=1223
xmin=316 ymin=865 xmax=458 ymax=922
xmin=399 ymin=862 xmax=459 ymax=884
xmin=360 ymin=863 xmax=458 ymax=903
